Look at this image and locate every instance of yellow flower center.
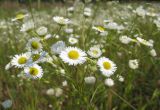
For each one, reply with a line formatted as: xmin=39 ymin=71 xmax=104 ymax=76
xmin=103 ymin=61 xmax=111 ymax=70
xmin=68 ymin=50 xmax=79 ymax=60
xmin=16 ymin=14 xmax=25 ymax=20
xmin=92 ymin=50 xmax=98 ymax=55
xmin=18 ymin=57 xmax=27 ymax=64
xmin=97 ymin=26 xmax=105 ymax=31
xmin=31 ymin=41 xmax=39 ymax=49
xmin=32 ymin=54 xmax=40 ymax=61
xmin=29 ymin=67 xmax=39 ymax=76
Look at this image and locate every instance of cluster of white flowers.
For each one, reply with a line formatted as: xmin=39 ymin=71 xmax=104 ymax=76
xmin=6 ymin=3 xmax=159 ymax=97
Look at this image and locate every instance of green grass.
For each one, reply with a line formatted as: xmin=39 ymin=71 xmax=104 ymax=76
xmin=0 ymin=1 xmax=160 ymax=110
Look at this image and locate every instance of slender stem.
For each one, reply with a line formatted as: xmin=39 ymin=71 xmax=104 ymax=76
xmin=107 ymin=89 xmax=112 ymax=110
xmin=110 ymin=89 xmax=137 ymax=110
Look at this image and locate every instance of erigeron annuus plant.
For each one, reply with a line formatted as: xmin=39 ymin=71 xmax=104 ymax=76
xmin=7 ymin=13 xmax=125 ymax=108
xmin=8 ymin=15 xmax=118 ymax=84
xmin=7 ymin=5 xmax=159 ymax=109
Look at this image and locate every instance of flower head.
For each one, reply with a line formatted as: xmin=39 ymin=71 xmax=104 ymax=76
xmin=129 ymin=59 xmax=139 ymax=69
xmin=26 ymin=38 xmax=42 ymax=52
xmin=51 ymin=41 xmax=66 ymax=54
xmin=88 ymin=46 xmax=102 ymax=58
xmin=60 ymin=47 xmax=87 ymax=66
xmin=53 ymin=16 xmax=70 ymax=25
xmin=104 ymin=78 xmax=114 ymax=87
xmin=36 ymin=26 xmax=48 ymax=36
xmin=68 ymin=37 xmax=78 ymax=45
xmin=24 ymin=64 xmax=43 ymax=79
xmin=136 ymin=37 xmax=153 ymax=47
xmin=12 ymin=13 xmax=29 ymax=22
xmin=11 ymin=53 xmax=30 ymax=68
xmin=97 ymin=57 xmax=117 ymax=77
xmin=20 ymin=20 xmax=34 ymax=32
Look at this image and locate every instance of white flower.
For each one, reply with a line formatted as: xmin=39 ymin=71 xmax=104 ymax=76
xmin=104 ymin=78 xmax=114 ymax=87
xmin=11 ymin=53 xmax=30 ymax=68
xmin=105 ymin=22 xmax=124 ymax=30
xmin=69 ymin=37 xmax=78 ymax=45
xmin=136 ymin=37 xmax=153 ymax=47
xmin=55 ymin=88 xmax=63 ymax=97
xmin=150 ymin=49 xmax=157 ymax=57
xmin=67 ymin=7 xmax=74 ymax=12
xmin=129 ymin=59 xmax=139 ymax=69
xmin=62 ymin=80 xmax=68 ymax=87
xmin=5 ymin=62 xmax=12 ymax=70
xmin=154 ymin=19 xmax=160 ymax=28
xmin=135 ymin=6 xmax=146 ymax=17
xmin=30 ymin=51 xmax=48 ymax=64
xmin=84 ymin=7 xmax=92 ymax=12
xmin=87 ymin=46 xmax=102 ymax=58
xmin=117 ymin=75 xmax=124 ymax=82
xmin=53 ymin=16 xmax=70 ymax=25
xmin=60 ymin=69 xmax=65 ymax=75
xmin=92 ymin=26 xmax=105 ymax=33
xmin=148 ymin=39 xmax=154 ymax=44
xmin=97 ymin=57 xmax=117 ymax=77
xmin=51 ymin=41 xmax=66 ymax=54
xmin=119 ymin=35 xmax=132 ymax=44
xmin=20 ymin=20 xmax=34 ymax=32
xmin=65 ymin=28 xmax=73 ymax=34
xmin=84 ymin=11 xmax=92 ymax=17
xmin=36 ymin=26 xmax=48 ymax=36
xmin=60 ymin=47 xmax=87 ymax=66
xmin=12 ymin=13 xmax=29 ymax=22
xmin=24 ymin=64 xmax=43 ymax=79
xmin=2 ymin=99 xmax=12 ymax=109
xmin=44 ymin=34 xmax=52 ymax=40
xmin=46 ymin=88 xmax=55 ymax=96
xmin=26 ymin=38 xmax=42 ymax=52
xmin=104 ymin=19 xmax=113 ymax=23
xmin=84 ymin=76 xmax=96 ymax=84
xmin=104 ymin=22 xmax=118 ymax=30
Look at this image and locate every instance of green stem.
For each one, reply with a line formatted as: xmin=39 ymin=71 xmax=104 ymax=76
xmin=110 ymin=89 xmax=137 ymax=110
xmin=107 ymin=89 xmax=112 ymax=110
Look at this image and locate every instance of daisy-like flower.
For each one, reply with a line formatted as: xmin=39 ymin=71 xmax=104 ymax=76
xmin=92 ymin=26 xmax=105 ymax=33
xmin=119 ymin=35 xmax=133 ymax=44
xmin=149 ymin=49 xmax=157 ymax=57
xmin=129 ymin=59 xmax=139 ymax=69
xmin=65 ymin=28 xmax=73 ymax=34
xmin=60 ymin=47 xmax=87 ymax=66
xmin=67 ymin=7 xmax=74 ymax=13
xmin=26 ymin=38 xmax=42 ymax=52
xmin=136 ymin=37 xmax=153 ymax=47
xmin=68 ymin=37 xmax=78 ymax=45
xmin=51 ymin=41 xmax=66 ymax=54
xmin=12 ymin=13 xmax=29 ymax=22
xmin=84 ymin=11 xmax=92 ymax=17
xmin=117 ymin=75 xmax=124 ymax=82
xmin=46 ymin=88 xmax=55 ymax=96
xmin=29 ymin=51 xmax=47 ymax=64
xmin=20 ymin=20 xmax=34 ymax=32
xmin=104 ymin=22 xmax=118 ymax=30
xmin=53 ymin=16 xmax=70 ymax=25
xmin=36 ymin=26 xmax=48 ymax=36
xmin=24 ymin=64 xmax=43 ymax=79
xmin=84 ymin=7 xmax=92 ymax=17
xmin=5 ymin=62 xmax=13 ymax=70
xmin=134 ymin=6 xmax=146 ymax=17
xmin=87 ymin=46 xmax=102 ymax=58
xmin=104 ymin=78 xmax=114 ymax=87
xmin=84 ymin=76 xmax=96 ymax=84
xmin=97 ymin=57 xmax=117 ymax=77
xmin=11 ymin=53 xmax=30 ymax=68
